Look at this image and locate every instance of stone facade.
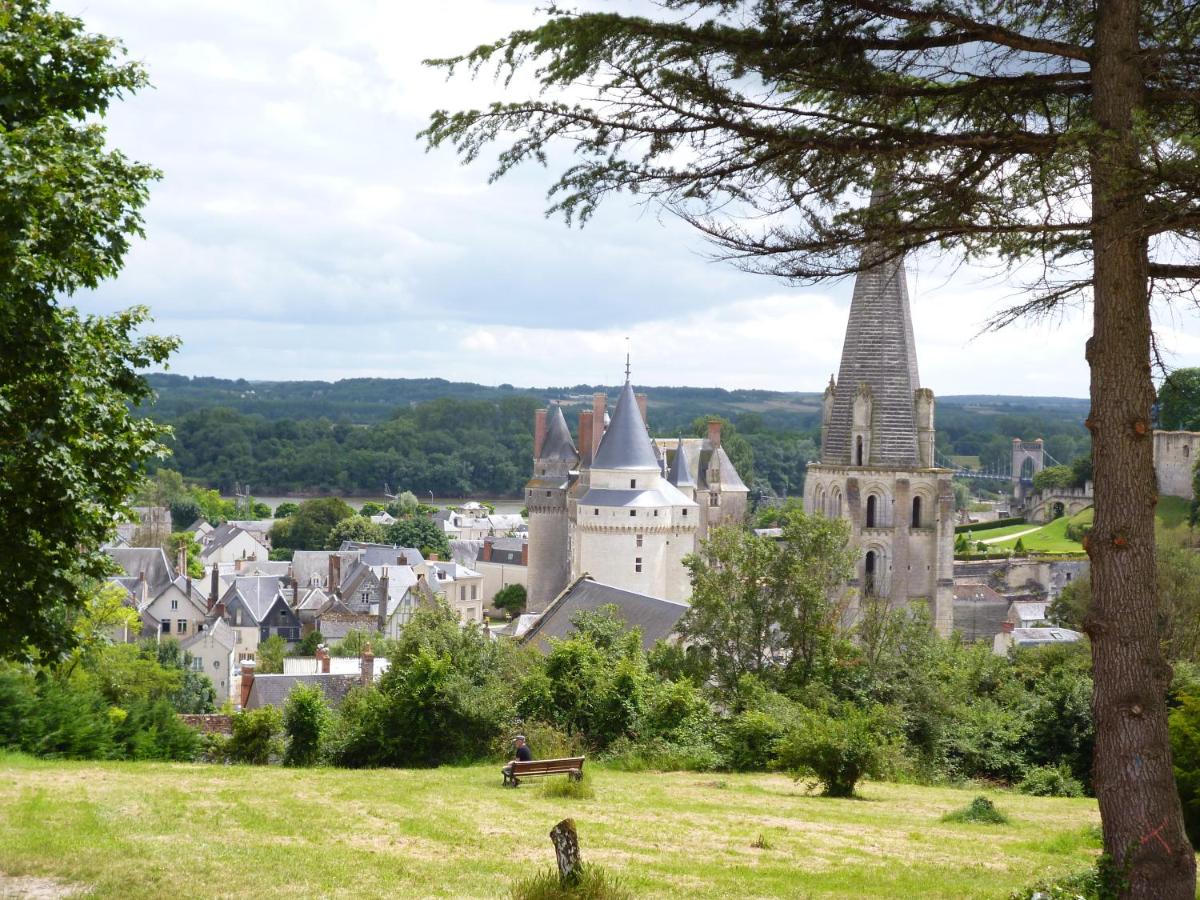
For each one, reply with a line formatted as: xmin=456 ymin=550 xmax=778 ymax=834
xmin=803 ymin=230 xmax=955 ymax=635
xmin=1153 ymin=430 xmax=1200 ymax=499
xmin=525 ymin=381 xmax=749 ymax=611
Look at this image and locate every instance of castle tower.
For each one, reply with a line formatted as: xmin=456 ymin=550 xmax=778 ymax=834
xmin=570 ymin=378 xmax=698 ymax=602
xmin=525 ymin=404 xmax=579 ymax=612
xmin=804 ymin=206 xmax=955 ymax=635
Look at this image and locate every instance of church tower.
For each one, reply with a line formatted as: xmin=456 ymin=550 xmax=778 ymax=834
xmin=803 ymin=219 xmax=955 ymax=635
xmin=525 ymin=404 xmax=578 ymax=613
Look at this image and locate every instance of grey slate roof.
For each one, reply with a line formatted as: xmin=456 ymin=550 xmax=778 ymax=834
xmin=106 ymin=547 xmax=175 ymax=598
xmin=521 ymin=576 xmax=688 ymax=652
xmin=539 ymin=404 xmax=579 ymax=461
xmin=244 ymin=673 xmax=360 ymax=710
xmin=182 ymin=618 xmax=236 ymax=653
xmin=224 ymin=576 xmax=286 ymax=623
xmin=577 ymin=484 xmax=696 ymax=509
xmin=338 ymin=543 xmax=426 ymax=568
xmin=953 ymin=596 xmax=1010 ymax=643
xmin=592 ymin=382 xmax=660 ymax=471
xmin=823 ymin=211 xmax=923 ymax=466
xmin=667 ymin=437 xmax=696 ymax=488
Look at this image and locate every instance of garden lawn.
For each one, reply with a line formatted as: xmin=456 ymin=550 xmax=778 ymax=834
xmin=958 ymin=522 xmax=1036 ymax=542
xmin=0 ymin=752 xmax=1104 ymax=899
xmin=990 ymin=515 xmax=1085 ymax=554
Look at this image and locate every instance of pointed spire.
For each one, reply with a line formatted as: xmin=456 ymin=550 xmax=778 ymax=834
xmin=821 ymin=187 xmax=922 ymax=467
xmin=667 ymin=436 xmax=695 ymax=488
xmin=592 ymin=382 xmax=659 ymax=470
xmin=537 ymin=404 xmax=578 ymax=461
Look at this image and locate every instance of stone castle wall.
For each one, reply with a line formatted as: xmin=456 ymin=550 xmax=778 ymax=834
xmin=1153 ymin=430 xmax=1200 ymax=499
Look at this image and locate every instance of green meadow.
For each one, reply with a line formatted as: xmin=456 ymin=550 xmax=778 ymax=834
xmin=0 ymin=752 xmax=1103 ymax=899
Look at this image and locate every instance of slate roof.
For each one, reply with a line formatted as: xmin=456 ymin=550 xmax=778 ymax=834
xmin=577 ymin=484 xmax=697 ymax=509
xmin=1011 ymin=600 xmax=1050 ymax=623
xmin=244 ymin=673 xmax=361 ymax=710
xmin=292 ymin=550 xmax=334 ymax=588
xmin=953 ymin=596 xmax=1010 ymax=643
xmin=181 ymin=618 xmax=236 ymax=652
xmin=1006 ymin=627 xmax=1082 ymax=647
xmin=223 ymin=576 xmax=287 ymax=623
xmin=200 ymin=523 xmax=267 ymax=559
xmin=539 ymin=404 xmax=580 ymax=461
xmin=338 ymin=543 xmax=426 ymax=568
xmin=667 ymin=437 xmax=695 ymax=488
xmin=822 ymin=193 xmax=923 ymax=467
xmin=521 ymin=576 xmax=689 ymax=652
xmin=592 ymin=381 xmax=660 ymax=471
xmin=106 ymin=547 xmax=175 ymax=598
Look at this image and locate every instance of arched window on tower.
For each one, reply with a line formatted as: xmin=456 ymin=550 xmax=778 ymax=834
xmin=833 ymin=490 xmax=842 ymax=518
xmin=864 ymin=551 xmax=877 ymax=596
xmin=865 ymin=494 xmax=877 ymax=528
xmin=855 ymin=435 xmax=864 ymax=466
xmin=911 ymin=496 xmax=922 ymax=528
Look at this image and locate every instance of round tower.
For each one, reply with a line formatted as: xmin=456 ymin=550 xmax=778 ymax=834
xmin=525 ymin=404 xmax=578 ymax=612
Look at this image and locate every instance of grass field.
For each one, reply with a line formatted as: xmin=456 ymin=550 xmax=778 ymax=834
xmin=989 ymin=515 xmax=1083 ymax=554
xmin=0 ymin=753 xmax=1104 ymax=899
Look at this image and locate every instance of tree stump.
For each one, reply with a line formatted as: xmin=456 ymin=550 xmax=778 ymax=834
xmin=549 ymin=818 xmax=581 ymax=885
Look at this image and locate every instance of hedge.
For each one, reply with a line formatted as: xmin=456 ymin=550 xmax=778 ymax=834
xmin=954 ymin=516 xmax=1026 ymax=535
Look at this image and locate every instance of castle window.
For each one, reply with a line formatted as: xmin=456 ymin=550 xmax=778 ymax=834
xmin=710 ymin=493 xmax=719 ymax=507
xmin=630 ymin=478 xmax=637 ymax=488
xmin=1186 ymin=446 xmax=1191 ymax=458
xmin=864 ymin=551 xmax=877 ymax=596
xmin=682 ymin=509 xmax=688 ymax=516
xmin=635 ymin=557 xmax=642 ymax=573
xmin=593 ymin=508 xmax=599 ymax=516
xmin=911 ymin=496 xmax=922 ymax=528
xmin=630 ymin=510 xmax=637 ymax=517
xmin=636 ymin=534 xmax=643 ymax=548
xmin=865 ymin=495 xmax=877 ymax=528
xmin=546 ymin=491 xmax=551 ymax=497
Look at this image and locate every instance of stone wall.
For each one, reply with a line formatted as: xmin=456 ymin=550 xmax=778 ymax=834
xmin=1153 ymin=430 xmax=1200 ymax=499
xmin=178 ymin=714 xmax=233 ymax=735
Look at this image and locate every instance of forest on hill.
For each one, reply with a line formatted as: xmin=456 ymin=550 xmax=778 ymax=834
xmin=143 ymin=375 xmax=1091 ymax=498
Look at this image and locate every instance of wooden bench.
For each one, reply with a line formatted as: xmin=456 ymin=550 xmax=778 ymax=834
xmin=502 ymin=756 xmax=585 ymax=787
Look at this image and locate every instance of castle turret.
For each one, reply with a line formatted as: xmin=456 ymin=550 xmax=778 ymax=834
xmin=525 ymin=404 xmax=578 ymax=612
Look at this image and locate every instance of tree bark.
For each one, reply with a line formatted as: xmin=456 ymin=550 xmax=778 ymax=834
xmin=549 ymin=818 xmax=582 ymax=886
xmin=1088 ymin=1 xmax=1196 ymax=896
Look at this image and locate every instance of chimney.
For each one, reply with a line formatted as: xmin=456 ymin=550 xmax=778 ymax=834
xmin=578 ymin=410 xmax=594 ymax=466
xmin=239 ymin=660 xmax=255 ymax=710
xmin=636 ymin=393 xmax=648 ymax=426
xmin=316 ymin=644 xmax=330 ymax=674
xmin=234 ymin=557 xmax=246 ymax=573
xmin=533 ymin=408 xmax=548 ymax=459
xmin=328 ymin=554 xmax=342 ymax=595
xmin=482 ymin=538 xmax=493 ymax=563
xmin=521 ymin=540 xmax=529 ymax=567
xmin=591 ymin=393 xmax=607 ymax=459
xmin=397 ymin=553 xmax=408 ymax=566
xmin=378 ymin=574 xmax=389 ymax=632
xmin=707 ymin=419 xmax=723 ymax=449
xmin=361 ymin=644 xmax=375 ymax=688
xmin=292 ymin=578 xmax=299 ymax=610
xmin=176 ymin=542 xmax=187 ymax=578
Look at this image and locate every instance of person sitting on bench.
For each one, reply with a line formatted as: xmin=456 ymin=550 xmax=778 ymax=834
xmin=502 ymin=735 xmax=532 ymax=781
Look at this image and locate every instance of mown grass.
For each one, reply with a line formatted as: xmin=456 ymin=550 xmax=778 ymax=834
xmin=0 ymin=752 xmax=1106 ymax=898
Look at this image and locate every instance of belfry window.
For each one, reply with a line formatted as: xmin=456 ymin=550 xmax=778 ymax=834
xmin=911 ymin=496 xmax=922 ymax=528
xmin=864 ymin=551 xmax=877 ymax=596
xmin=865 ymin=495 xmax=877 ymax=528
xmin=855 ymin=435 xmax=864 ymax=466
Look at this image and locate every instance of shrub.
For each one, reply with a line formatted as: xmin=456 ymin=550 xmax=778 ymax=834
xmin=226 ymin=707 xmax=283 ymax=764
xmin=1008 ymin=855 xmax=1128 ymax=900
xmin=510 ymin=864 xmax=630 ymax=900
xmin=283 ymin=683 xmax=330 ymax=767
xmin=540 ymin=778 xmax=595 ymax=800
xmin=494 ymin=584 xmax=527 ymax=615
xmin=720 ymin=709 xmax=787 ymax=772
xmin=490 ymin=721 xmax=585 ymax=763
xmin=773 ymin=702 xmax=899 ymax=797
xmin=1017 ymin=764 xmax=1085 ymax=798
xmin=942 ymin=795 xmax=1008 ymax=825
xmin=1169 ymin=691 xmax=1200 ymax=849
xmin=115 ymin=699 xmax=200 ymax=761
xmin=1013 ymin=537 xmax=1026 ymax=554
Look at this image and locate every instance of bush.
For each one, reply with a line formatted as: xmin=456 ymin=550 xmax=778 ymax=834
xmin=773 ymin=702 xmax=899 ymax=797
xmin=115 ymin=699 xmax=200 ymax=761
xmin=283 ymin=683 xmax=330 ymax=766
xmin=720 ymin=709 xmax=788 ymax=772
xmin=942 ymin=795 xmax=1008 ymax=825
xmin=1008 ymin=855 xmax=1127 ymax=900
xmin=1017 ymin=764 xmax=1085 ymax=798
xmin=490 ymin=721 xmax=585 ymax=763
xmin=494 ymin=584 xmax=527 ymax=615
xmin=226 ymin=707 xmax=283 ymax=764
xmin=1169 ymin=691 xmax=1200 ymax=849
xmin=510 ymin=864 xmax=630 ymax=900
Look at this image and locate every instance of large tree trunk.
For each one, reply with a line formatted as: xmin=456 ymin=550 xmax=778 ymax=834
xmin=1088 ymin=1 xmax=1196 ymax=896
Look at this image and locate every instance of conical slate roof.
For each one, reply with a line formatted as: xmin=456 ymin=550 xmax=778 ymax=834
xmin=538 ymin=404 xmax=578 ymax=461
xmin=667 ymin=437 xmax=695 ymax=487
xmin=592 ymin=382 xmax=659 ymax=470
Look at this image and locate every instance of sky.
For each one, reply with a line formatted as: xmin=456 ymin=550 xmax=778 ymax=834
xmin=62 ymin=0 xmax=1200 ymax=397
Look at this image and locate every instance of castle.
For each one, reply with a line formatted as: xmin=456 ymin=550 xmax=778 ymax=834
xmin=802 ymin=243 xmax=957 ymax=635
xmin=525 ymin=376 xmax=748 ymax=611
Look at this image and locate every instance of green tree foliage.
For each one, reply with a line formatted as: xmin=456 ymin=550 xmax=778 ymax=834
xmin=682 ymin=507 xmax=856 ymax=704
xmin=283 ymin=683 xmax=330 ymax=767
xmin=774 ymin=702 xmax=900 ymax=797
xmin=270 ymin=497 xmax=354 ymax=553
xmin=273 ymin=502 xmax=299 ymax=518
xmin=388 ymin=491 xmax=421 ymax=517
xmin=226 ymin=707 xmax=283 ymax=765
xmin=1033 ymin=465 xmax=1077 ymax=493
xmin=325 ymin=515 xmax=386 ymax=549
xmin=358 ymin=501 xmax=386 ymax=517
xmin=1172 ymin=691 xmax=1200 ymax=850
xmin=385 ymin=518 xmax=452 ymax=559
xmin=493 ymin=583 xmax=527 ymax=615
xmin=1159 ymin=369 xmax=1200 ymax=432
xmin=291 ymin=631 xmax=324 ymax=657
xmin=690 ymin=417 xmax=754 ymax=484
xmin=257 ymin=635 xmax=287 ymax=674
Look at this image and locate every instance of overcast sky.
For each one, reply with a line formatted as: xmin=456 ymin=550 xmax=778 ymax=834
xmin=63 ymin=0 xmax=1200 ymax=397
